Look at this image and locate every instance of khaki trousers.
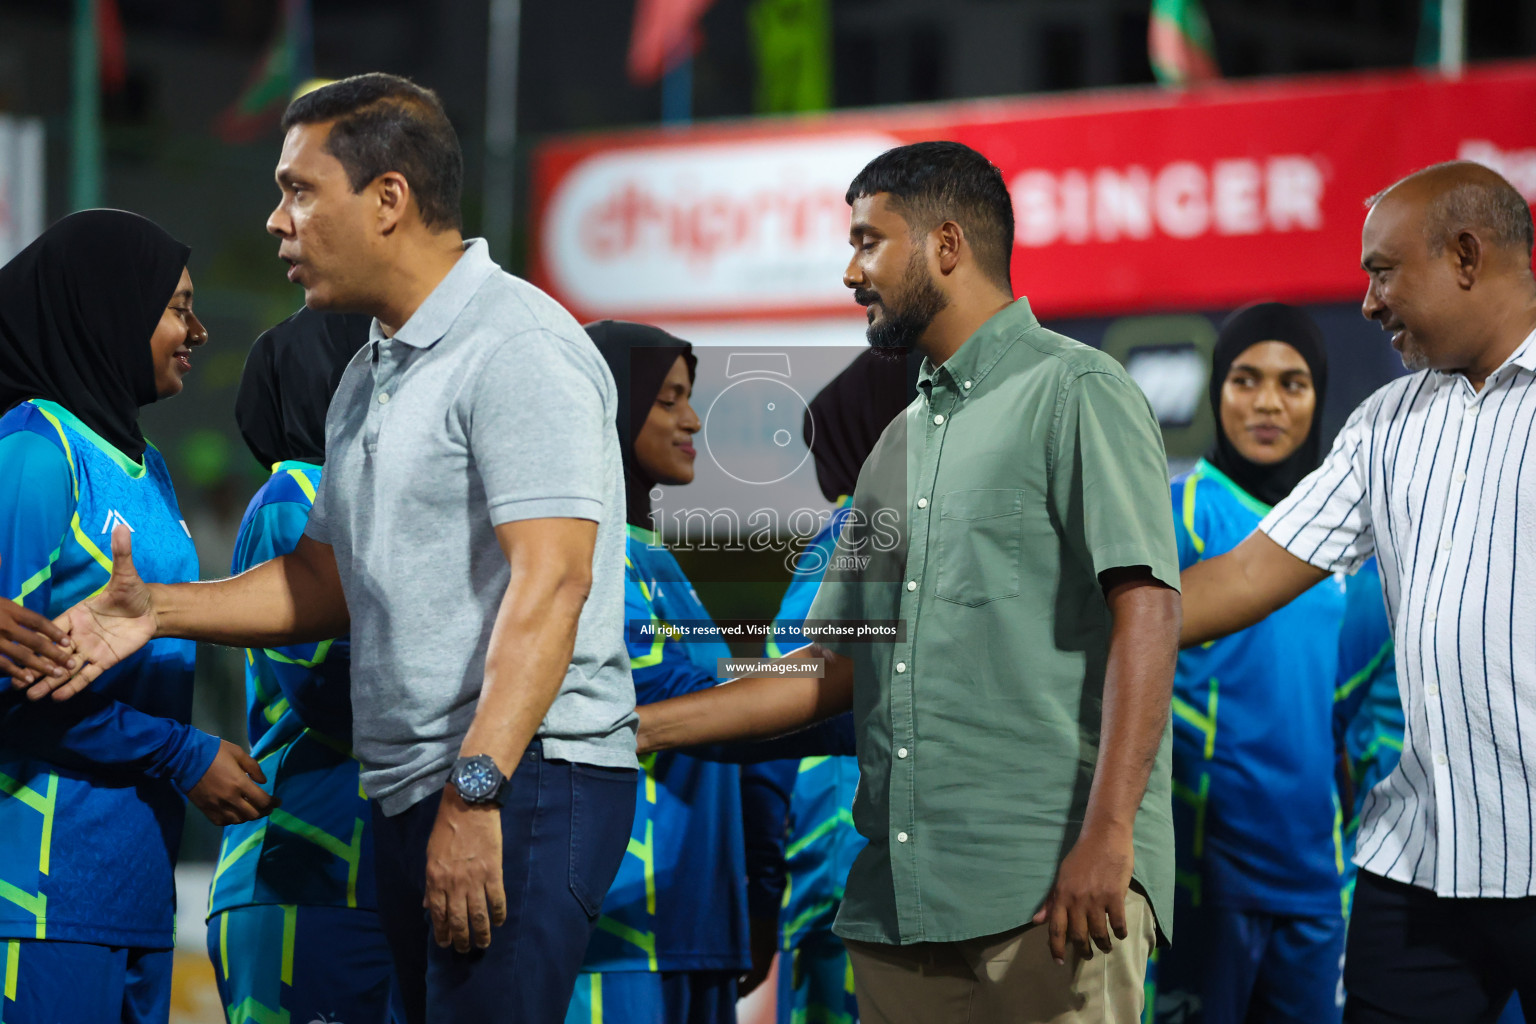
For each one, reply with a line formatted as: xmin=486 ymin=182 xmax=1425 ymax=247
xmin=844 ymin=889 xmax=1156 ymax=1024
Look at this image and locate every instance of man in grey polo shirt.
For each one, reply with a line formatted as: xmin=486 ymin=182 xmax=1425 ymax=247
xmin=43 ymin=74 xmax=637 ymax=1023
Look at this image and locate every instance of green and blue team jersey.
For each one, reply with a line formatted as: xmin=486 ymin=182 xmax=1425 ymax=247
xmin=0 ymin=399 xmax=215 ymax=948
xmin=207 ymin=461 xmax=375 ymax=917
xmin=765 ymin=501 xmax=865 ymax=952
xmin=1334 ymin=558 xmax=1401 ymax=857
xmin=1170 ymin=459 xmax=1349 ymax=918
xmin=581 ymin=526 xmax=752 ymax=973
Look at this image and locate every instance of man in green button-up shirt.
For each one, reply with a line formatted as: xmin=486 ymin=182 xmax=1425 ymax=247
xmin=639 ymin=142 xmax=1181 ymax=1023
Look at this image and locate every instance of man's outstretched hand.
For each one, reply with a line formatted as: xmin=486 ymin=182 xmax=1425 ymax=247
xmin=26 ymin=525 xmax=158 ymax=702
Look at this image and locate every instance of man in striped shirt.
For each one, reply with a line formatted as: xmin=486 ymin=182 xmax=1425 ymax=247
xmin=1180 ymin=160 xmax=1536 ymax=1023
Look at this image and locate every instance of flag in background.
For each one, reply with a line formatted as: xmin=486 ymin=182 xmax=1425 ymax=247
xmin=1149 ymin=0 xmax=1220 ymax=86
xmin=97 ymin=0 xmax=127 ymax=94
xmin=1414 ymin=0 xmax=1441 ymax=66
xmin=628 ymin=0 xmax=716 ymax=86
xmin=748 ymin=0 xmax=831 ymax=114
xmin=215 ymin=0 xmax=313 ymax=143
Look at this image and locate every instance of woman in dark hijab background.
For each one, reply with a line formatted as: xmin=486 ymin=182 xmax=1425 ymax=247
xmin=0 ymin=209 xmax=268 ymax=1024
xmin=207 ymin=307 xmax=404 ymax=1024
xmin=1154 ymin=302 xmax=1356 ymax=1024
xmin=567 ymin=320 xmax=782 ymax=1024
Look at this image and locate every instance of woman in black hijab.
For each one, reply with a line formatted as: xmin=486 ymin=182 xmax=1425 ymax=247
xmin=210 ymin=307 xmax=398 ymax=1024
xmin=1158 ymin=302 xmax=1349 ymax=1024
xmin=0 ymin=208 xmax=204 ymax=459
xmin=235 ymin=306 xmax=371 ymax=470
xmin=0 ymin=209 xmax=277 ymax=1021
xmin=584 ymin=319 xmax=698 ymax=528
xmin=1204 ymin=301 xmax=1329 ymax=507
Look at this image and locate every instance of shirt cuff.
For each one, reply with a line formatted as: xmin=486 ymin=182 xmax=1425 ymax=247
xmin=165 ymin=728 xmax=223 ymax=798
xmin=488 ymin=495 xmax=604 ymax=526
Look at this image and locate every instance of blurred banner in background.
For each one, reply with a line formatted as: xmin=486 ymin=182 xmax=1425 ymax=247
xmin=531 ymin=61 xmax=1536 ymax=325
xmin=0 ymin=115 xmax=43 ymax=265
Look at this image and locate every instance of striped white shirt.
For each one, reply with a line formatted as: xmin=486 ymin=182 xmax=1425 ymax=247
xmin=1261 ymin=329 xmax=1536 ymax=899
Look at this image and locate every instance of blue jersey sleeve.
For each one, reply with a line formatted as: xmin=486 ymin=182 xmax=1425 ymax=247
xmin=1170 ymin=478 xmax=1202 ymax=571
xmin=1 ymin=430 xmax=74 ymax=612
xmin=625 ymin=565 xmax=722 ymax=705
xmin=741 ymin=759 xmax=796 ymax=918
xmin=0 ymin=432 xmax=218 ymax=795
xmin=235 ymin=498 xmax=352 ymax=739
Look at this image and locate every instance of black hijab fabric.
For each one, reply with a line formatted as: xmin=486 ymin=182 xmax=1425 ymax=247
xmin=235 ymin=307 xmax=372 ymax=470
xmin=804 ymin=350 xmax=921 ymax=502
xmin=1206 ymin=302 xmax=1329 ymax=508
xmin=585 ymin=320 xmax=697 ymax=529
xmin=0 ymin=209 xmax=190 ymax=461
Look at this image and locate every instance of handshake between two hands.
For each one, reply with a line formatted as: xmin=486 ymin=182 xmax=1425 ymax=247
xmin=1 ymin=526 xmax=277 ymax=827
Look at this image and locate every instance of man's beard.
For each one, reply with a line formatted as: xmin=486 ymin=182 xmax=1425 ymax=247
xmin=861 ymin=253 xmax=948 ymax=359
xmin=1398 ymin=335 xmax=1430 ymax=372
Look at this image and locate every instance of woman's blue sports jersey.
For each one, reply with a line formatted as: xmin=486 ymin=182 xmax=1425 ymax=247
xmin=0 ymin=399 xmax=214 ymax=948
xmin=1171 ymin=458 xmax=1349 ymax=917
xmin=1334 ymin=557 xmax=1401 ymax=840
xmin=764 ymin=501 xmax=865 ymax=951
xmin=580 ymin=525 xmax=756 ymax=973
xmin=207 ymin=461 xmax=376 ymax=916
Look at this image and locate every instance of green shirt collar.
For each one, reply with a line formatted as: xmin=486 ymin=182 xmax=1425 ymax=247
xmin=917 ymin=297 xmax=1037 ymax=400
xmin=32 ymin=399 xmax=147 ymax=478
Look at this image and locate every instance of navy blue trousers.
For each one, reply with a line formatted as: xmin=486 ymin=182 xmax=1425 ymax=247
xmin=373 ymin=742 xmax=635 ymax=1024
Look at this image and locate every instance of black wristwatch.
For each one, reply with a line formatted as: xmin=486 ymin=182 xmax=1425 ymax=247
xmin=448 ymin=754 xmax=507 ymax=806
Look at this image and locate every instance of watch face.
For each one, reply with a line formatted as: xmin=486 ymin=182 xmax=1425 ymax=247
xmin=455 ymin=758 xmax=501 ymax=801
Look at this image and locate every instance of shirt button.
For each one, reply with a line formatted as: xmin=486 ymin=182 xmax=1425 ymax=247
xmin=1442 ymin=538 xmax=1453 ymax=551
xmin=906 ymin=580 xmax=917 ymax=592
xmin=1454 ymin=471 xmax=1467 ymax=484
xmin=896 ymin=831 xmax=909 ymax=843
xmin=1426 ymin=684 xmax=1440 ymax=698
xmin=1465 ymin=407 xmax=1477 ymax=419
xmin=895 ymin=662 xmax=907 ymax=673
xmin=1427 ymin=610 xmax=1437 ymax=622
xmin=963 ymin=380 xmax=973 ymax=389
xmin=917 ymin=497 xmax=928 ymax=509
xmin=1436 ymin=754 xmax=1448 ymax=767
xmin=378 ymin=393 xmax=391 ymax=405
xmin=898 ymin=747 xmax=909 ymax=759
xmin=933 ymin=413 xmax=945 ymax=425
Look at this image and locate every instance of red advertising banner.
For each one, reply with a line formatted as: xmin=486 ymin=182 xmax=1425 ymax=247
xmin=530 ymin=62 xmax=1536 ymax=322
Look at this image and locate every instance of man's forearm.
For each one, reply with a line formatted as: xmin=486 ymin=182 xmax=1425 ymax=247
xmin=459 ymin=571 xmax=587 ymax=775
xmin=1180 ymin=531 xmax=1327 ymax=648
xmin=151 ymin=547 xmax=348 ymax=648
xmin=1082 ymin=578 xmax=1180 ymax=841
xmin=637 ymin=645 xmax=853 ymax=754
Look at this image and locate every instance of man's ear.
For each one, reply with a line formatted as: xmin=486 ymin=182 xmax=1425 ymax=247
xmin=1452 ymin=228 xmax=1483 ymax=290
xmin=935 ymin=220 xmax=964 ymax=276
xmin=374 ymin=171 xmax=412 ymax=235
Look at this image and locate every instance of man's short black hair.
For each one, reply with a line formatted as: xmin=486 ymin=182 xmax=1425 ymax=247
xmin=281 ymin=73 xmax=463 ymax=232
xmin=845 ymin=141 xmax=1014 ymax=290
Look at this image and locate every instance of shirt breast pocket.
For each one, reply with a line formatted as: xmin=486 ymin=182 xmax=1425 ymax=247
xmin=935 ymin=488 xmax=1023 ymax=607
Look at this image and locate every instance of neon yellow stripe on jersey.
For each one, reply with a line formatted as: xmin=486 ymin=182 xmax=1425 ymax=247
xmin=590 ymin=974 xmax=603 ymax=1023
xmin=32 ymin=406 xmax=80 ymax=502
xmin=781 ymin=897 xmax=836 ymax=946
xmin=595 ymin=916 xmax=658 ymax=972
xmin=798 ymin=756 xmax=829 ymax=774
xmin=785 ymin=806 xmax=855 ymax=860
xmin=1172 ymin=677 xmax=1219 ymax=760
xmin=219 ymin=910 xmax=229 ymax=980
xmin=212 ymin=824 xmax=268 ymax=889
xmin=0 ymin=770 xmax=58 ymax=875
xmin=270 ymin=808 xmax=358 ymax=862
xmin=263 ymin=638 xmax=335 ymax=670
xmin=12 ymin=545 xmax=63 ymax=603
xmin=281 ymin=904 xmax=297 ymax=985
xmin=285 ymin=468 xmax=317 ymax=503
xmin=1181 ymin=464 xmax=1206 ymax=556
xmin=1335 ymin=639 xmax=1393 ymax=703
xmin=0 ymin=879 xmax=45 ymax=938
xmin=4 ymin=939 xmax=17 ymax=1002
xmin=227 ymin=996 xmax=286 ymax=1024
